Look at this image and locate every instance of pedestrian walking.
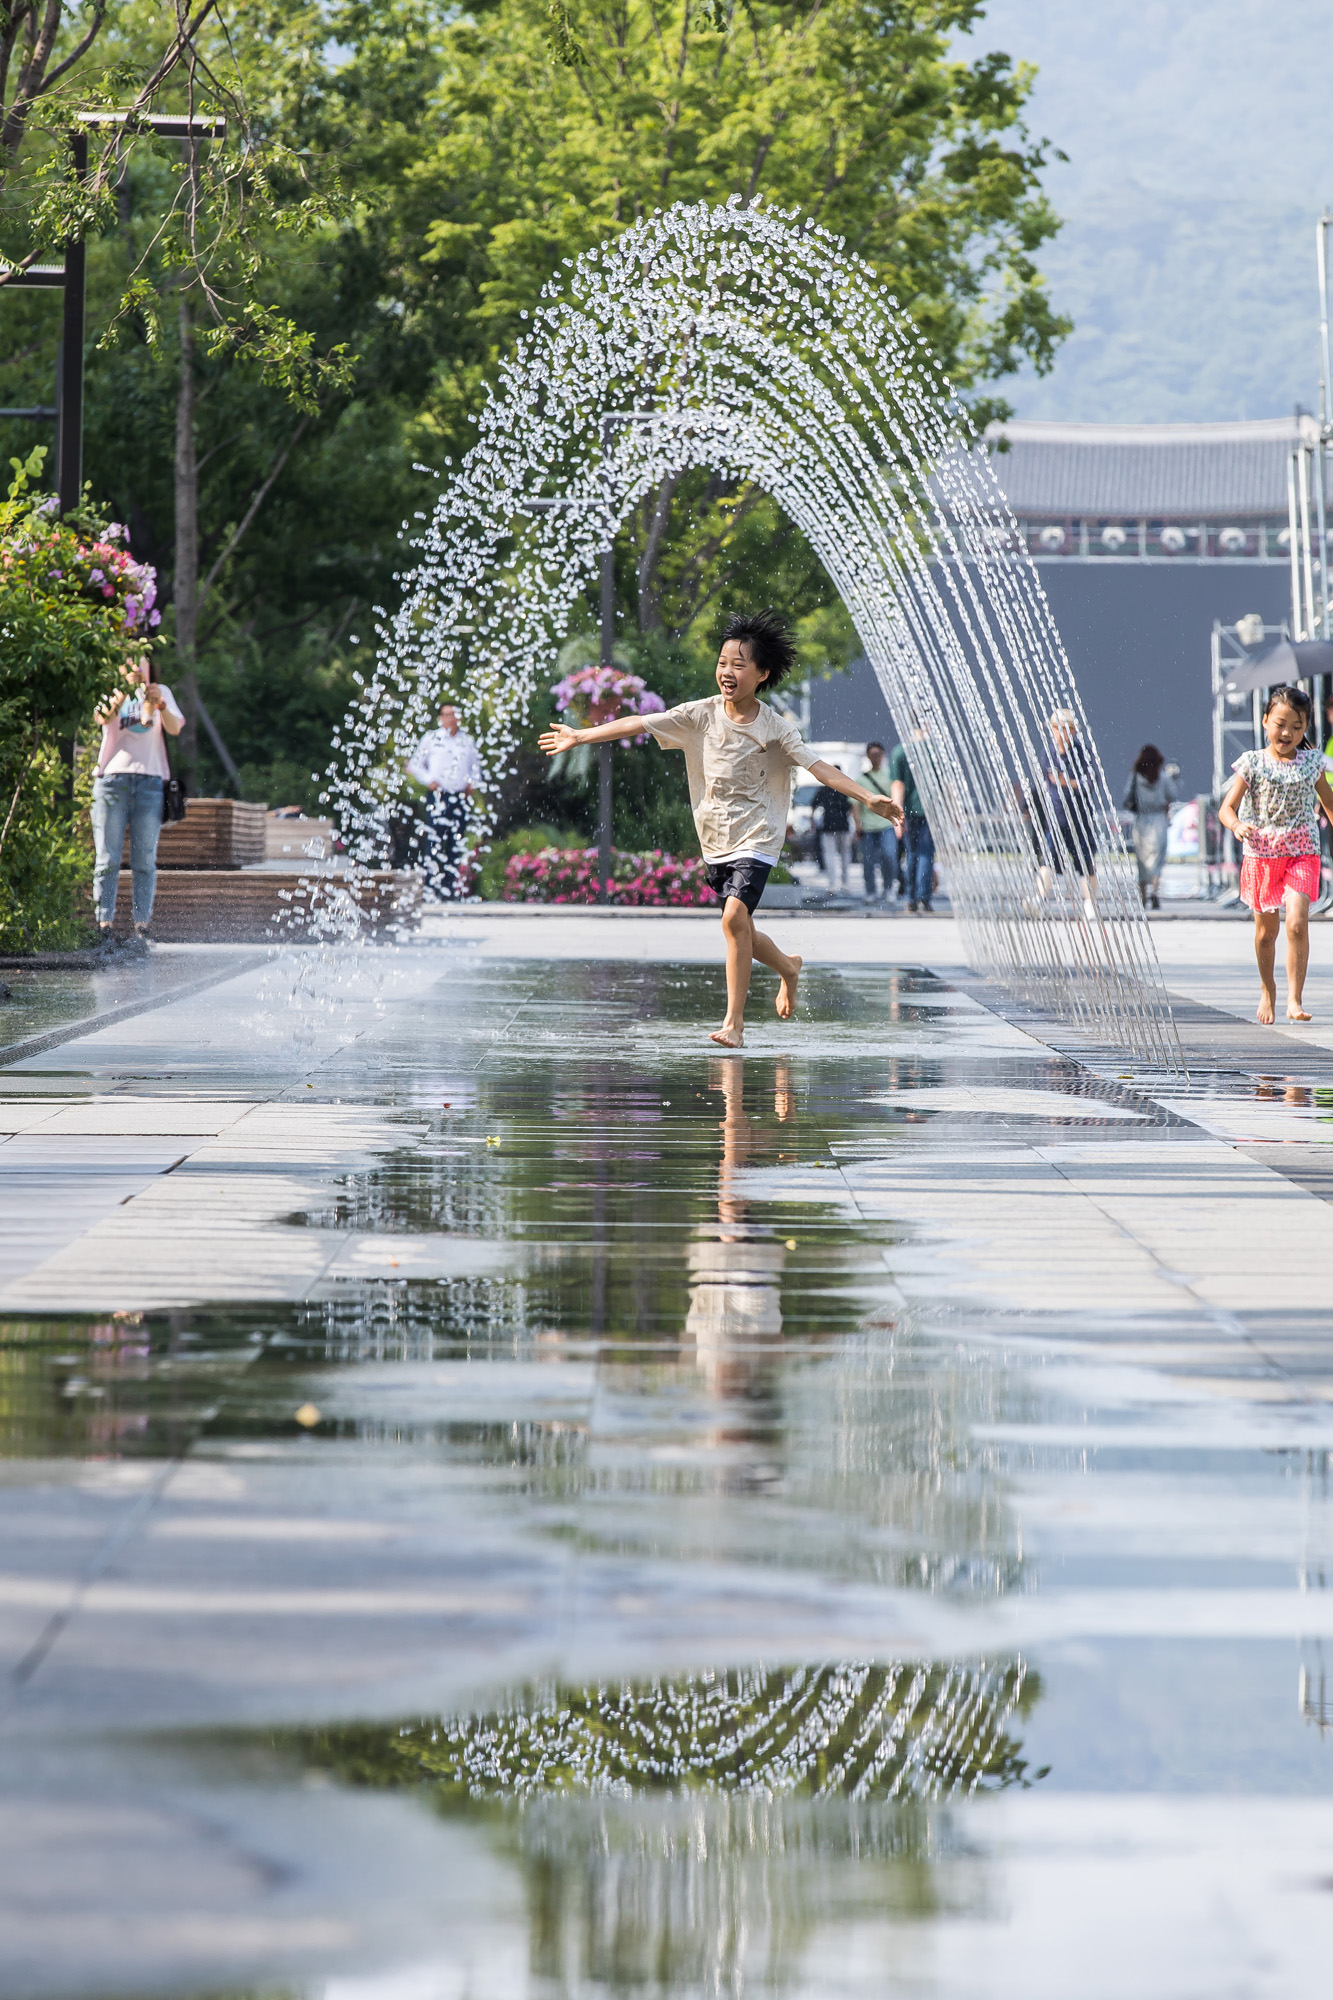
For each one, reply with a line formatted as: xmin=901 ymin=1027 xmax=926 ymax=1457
xmin=1219 ymin=684 xmax=1333 ymax=1024
xmin=406 ymin=702 xmax=482 ymax=899
xmin=91 ymin=655 xmax=185 ymax=940
xmin=856 ymin=741 xmax=898 ymax=900
xmin=1121 ymin=744 xmax=1179 ymax=909
xmin=539 ymin=609 xmax=901 ymax=1047
xmin=889 ymin=731 xmax=934 ymax=911
xmin=813 ymin=774 xmax=854 ymax=890
xmin=1039 ymin=708 xmax=1099 ymax=916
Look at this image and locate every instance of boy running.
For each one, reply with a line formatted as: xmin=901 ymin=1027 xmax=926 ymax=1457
xmin=539 ymin=610 xmax=903 ymax=1046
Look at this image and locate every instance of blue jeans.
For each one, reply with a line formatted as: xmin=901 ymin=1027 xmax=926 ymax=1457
xmin=904 ymin=814 xmax=935 ymax=906
xmin=861 ymin=827 xmax=897 ymax=898
xmin=91 ymin=773 xmax=163 ymax=925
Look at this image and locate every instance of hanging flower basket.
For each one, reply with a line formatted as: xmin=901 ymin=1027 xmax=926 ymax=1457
xmin=550 ymin=664 xmax=665 ymax=744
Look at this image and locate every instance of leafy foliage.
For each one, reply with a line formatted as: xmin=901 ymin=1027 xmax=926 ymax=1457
xmin=0 ymin=449 xmax=153 ymax=945
xmin=0 ymin=2 xmax=353 ymax=405
xmin=0 ymin=447 xmax=147 ymax=742
xmin=0 ymin=740 xmax=96 ymax=952
xmin=0 ymin=1 xmax=1068 ymax=852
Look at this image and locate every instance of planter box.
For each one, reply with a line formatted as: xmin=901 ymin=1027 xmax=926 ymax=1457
xmin=157 ymin=797 xmax=267 ymax=870
xmin=265 ymin=813 xmax=336 ymax=862
xmin=113 ymin=867 xmax=421 ymax=942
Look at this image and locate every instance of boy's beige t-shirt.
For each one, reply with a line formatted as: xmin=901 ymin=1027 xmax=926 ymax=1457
xmin=644 ymin=696 xmax=817 ymax=861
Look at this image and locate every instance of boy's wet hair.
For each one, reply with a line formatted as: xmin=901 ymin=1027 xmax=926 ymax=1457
xmin=1263 ymin=683 xmax=1312 ymax=719
xmin=721 ymin=609 xmax=797 ymax=688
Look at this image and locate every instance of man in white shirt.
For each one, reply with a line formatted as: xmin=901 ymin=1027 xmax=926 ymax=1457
xmin=405 ymin=703 xmax=482 ymax=898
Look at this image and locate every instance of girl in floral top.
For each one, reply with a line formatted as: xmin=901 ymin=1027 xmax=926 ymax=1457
xmin=1220 ymin=685 xmax=1333 ymax=1023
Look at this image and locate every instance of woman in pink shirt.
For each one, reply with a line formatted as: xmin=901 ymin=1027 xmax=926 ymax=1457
xmin=92 ymin=656 xmax=185 ymax=939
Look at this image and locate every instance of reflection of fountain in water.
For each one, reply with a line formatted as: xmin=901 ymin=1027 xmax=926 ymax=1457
xmin=299 ymin=1659 xmax=1040 ymax=1991
xmin=326 ymin=197 xmax=1181 ymax=1067
xmin=369 ymin=1658 xmax=1036 ymax=1805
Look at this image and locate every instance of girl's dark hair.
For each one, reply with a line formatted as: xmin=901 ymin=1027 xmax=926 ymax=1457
xmin=1263 ymin=683 xmax=1313 ymax=726
xmin=721 ymin=609 xmax=797 ymax=689
xmin=1134 ymin=743 xmax=1164 ymax=783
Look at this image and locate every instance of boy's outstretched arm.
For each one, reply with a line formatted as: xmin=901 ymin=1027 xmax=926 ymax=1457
xmin=540 ymin=716 xmax=652 ymax=756
xmin=808 ymin=757 xmax=905 ymax=833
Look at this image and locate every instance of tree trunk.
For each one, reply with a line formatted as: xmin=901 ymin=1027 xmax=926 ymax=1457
xmin=174 ymin=292 xmax=199 ymax=778
xmin=636 ymin=472 xmax=678 ymax=633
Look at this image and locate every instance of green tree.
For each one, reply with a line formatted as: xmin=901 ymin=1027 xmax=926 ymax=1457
xmin=322 ymin=0 xmax=1066 ymax=643
xmin=1 ymin=2 xmax=1069 ymax=843
xmin=0 ymin=2 xmax=353 ymax=799
xmin=0 ymin=446 xmax=153 ymax=945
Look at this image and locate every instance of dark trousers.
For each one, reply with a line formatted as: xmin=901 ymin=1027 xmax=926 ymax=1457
xmin=904 ymin=814 xmax=935 ymax=906
xmin=426 ymin=790 xmax=468 ymax=899
xmin=861 ymin=827 xmax=897 ymax=898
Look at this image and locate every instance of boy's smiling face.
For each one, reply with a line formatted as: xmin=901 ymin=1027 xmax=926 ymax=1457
xmin=716 ymin=639 xmax=768 ymax=708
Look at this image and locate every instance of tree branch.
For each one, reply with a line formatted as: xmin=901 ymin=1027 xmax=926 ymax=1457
xmin=40 ymin=0 xmax=108 ymax=95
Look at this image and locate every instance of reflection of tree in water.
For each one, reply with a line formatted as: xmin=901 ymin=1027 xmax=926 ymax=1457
xmin=298 ymin=1660 xmax=1042 ymax=1994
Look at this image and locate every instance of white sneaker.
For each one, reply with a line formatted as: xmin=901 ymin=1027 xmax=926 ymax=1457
xmin=1082 ymin=896 xmax=1098 ymax=920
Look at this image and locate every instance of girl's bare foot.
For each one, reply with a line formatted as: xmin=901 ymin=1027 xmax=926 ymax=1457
xmin=1256 ymin=992 xmax=1276 ymax=1024
xmin=1287 ymin=1004 xmax=1312 ymax=1022
xmin=709 ymin=1025 xmax=744 ymax=1048
xmin=776 ymin=956 xmax=802 ymax=1020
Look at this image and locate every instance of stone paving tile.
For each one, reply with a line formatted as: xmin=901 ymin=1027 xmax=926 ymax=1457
xmin=0 ymin=943 xmax=1331 ymax=1997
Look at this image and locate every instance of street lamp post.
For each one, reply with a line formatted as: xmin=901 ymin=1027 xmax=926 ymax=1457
xmin=598 ymin=541 xmax=614 ymax=901
xmin=517 ymin=499 xmax=619 ymax=904
xmin=1 ymin=113 xmax=226 ymax=515
xmin=518 ymin=416 xmax=658 ymax=901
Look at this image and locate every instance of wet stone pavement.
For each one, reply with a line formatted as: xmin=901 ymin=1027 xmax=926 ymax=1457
xmin=1 ymin=945 xmax=1332 ymax=1998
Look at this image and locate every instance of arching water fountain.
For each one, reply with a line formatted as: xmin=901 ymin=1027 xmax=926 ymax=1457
xmin=327 ymin=197 xmax=1182 ymax=1071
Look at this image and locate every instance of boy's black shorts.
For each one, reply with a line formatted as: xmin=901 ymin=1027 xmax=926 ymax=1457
xmin=705 ymin=857 xmax=772 ymax=914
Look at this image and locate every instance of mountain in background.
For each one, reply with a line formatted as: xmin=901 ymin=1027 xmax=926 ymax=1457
xmin=975 ymin=0 xmax=1331 ymax=423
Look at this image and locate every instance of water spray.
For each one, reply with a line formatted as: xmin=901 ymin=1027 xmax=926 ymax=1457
xmin=326 ymin=197 xmax=1182 ymax=1069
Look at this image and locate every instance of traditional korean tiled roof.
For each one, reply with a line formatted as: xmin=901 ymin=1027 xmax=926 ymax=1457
xmin=984 ymin=416 xmax=1319 ymax=520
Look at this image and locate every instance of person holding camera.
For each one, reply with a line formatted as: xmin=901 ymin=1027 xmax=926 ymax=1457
xmin=91 ymin=655 xmax=185 ymax=939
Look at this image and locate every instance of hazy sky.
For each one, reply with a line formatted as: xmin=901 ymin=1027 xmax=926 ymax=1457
xmin=971 ymin=0 xmax=1333 ymax=423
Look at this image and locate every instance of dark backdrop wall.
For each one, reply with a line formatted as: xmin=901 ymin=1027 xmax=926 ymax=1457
xmin=810 ymin=562 xmax=1292 ymax=798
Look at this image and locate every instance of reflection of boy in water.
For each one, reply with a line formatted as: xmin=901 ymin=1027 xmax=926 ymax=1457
xmin=541 ymin=611 xmax=900 ymax=1046
xmin=686 ymin=1059 xmax=791 ymax=1401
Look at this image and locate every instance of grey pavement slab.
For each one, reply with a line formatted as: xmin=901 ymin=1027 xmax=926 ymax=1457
xmin=0 ymin=943 xmax=1331 ymax=1997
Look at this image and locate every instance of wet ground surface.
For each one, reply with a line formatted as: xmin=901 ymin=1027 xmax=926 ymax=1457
xmin=0 ymin=946 xmax=258 ymax=1057
xmin=2 ymin=944 xmax=1333 ymax=1997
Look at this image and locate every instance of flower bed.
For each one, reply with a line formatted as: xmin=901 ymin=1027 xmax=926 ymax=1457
xmin=503 ymin=846 xmax=714 ymax=906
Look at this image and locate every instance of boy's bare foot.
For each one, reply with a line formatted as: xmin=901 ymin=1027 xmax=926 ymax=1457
xmin=709 ymin=1025 xmax=744 ymax=1048
xmin=1256 ymin=992 xmax=1276 ymax=1024
xmin=1287 ymin=1004 xmax=1312 ymax=1022
xmin=776 ymin=956 xmax=802 ymax=1020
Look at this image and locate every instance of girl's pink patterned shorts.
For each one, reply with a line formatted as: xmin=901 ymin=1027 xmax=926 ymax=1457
xmin=1240 ymin=852 xmax=1321 ymax=911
